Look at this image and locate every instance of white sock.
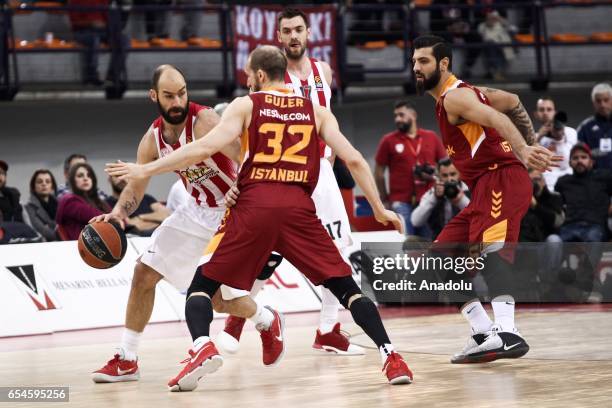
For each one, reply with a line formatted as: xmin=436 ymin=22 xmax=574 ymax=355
xmin=491 ymin=295 xmax=515 ymax=332
xmin=249 ymin=279 xmax=266 ymax=298
xmin=461 ymin=300 xmax=493 ymax=334
xmin=193 ymin=336 xmax=210 ymax=351
xmin=249 ymin=303 xmax=274 ymax=331
xmin=120 ymin=328 xmax=141 ymax=361
xmin=379 ymin=343 xmax=395 ymax=364
xmin=319 ymin=287 xmax=340 ymax=334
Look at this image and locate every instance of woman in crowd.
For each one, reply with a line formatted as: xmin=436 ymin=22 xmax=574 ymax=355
xmin=25 ymin=169 xmax=59 ymax=241
xmin=56 ymin=163 xmax=110 ymax=240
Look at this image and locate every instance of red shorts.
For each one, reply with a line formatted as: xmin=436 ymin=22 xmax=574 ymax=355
xmin=436 ymin=164 xmax=531 ymax=252
xmin=202 ymin=185 xmax=351 ymax=290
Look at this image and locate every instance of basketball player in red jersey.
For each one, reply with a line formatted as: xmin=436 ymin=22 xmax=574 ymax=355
xmin=89 ymin=65 xmax=281 ymax=383
xmin=217 ymin=7 xmax=364 ymax=356
xmin=107 ymin=46 xmax=413 ymax=390
xmin=412 ymin=35 xmax=561 ymax=363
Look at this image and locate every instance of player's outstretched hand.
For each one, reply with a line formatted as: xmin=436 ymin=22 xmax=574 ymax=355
xmin=374 ymin=209 xmax=405 ymax=235
xmin=516 ymin=145 xmax=563 ymax=172
xmin=88 ymin=212 xmax=127 ymax=230
xmin=224 ymin=185 xmax=240 ymax=208
xmin=105 ymin=160 xmax=147 ymax=182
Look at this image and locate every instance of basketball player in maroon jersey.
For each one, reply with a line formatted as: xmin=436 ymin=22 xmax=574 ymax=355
xmin=411 ymin=35 xmax=561 ymax=363
xmin=217 ymin=7 xmax=364 ymax=356
xmin=107 ymin=46 xmax=413 ymax=390
xmin=89 ymin=65 xmax=280 ymax=383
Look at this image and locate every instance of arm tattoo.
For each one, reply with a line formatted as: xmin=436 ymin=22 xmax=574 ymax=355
xmin=505 ymin=101 xmax=536 ymax=146
xmin=121 ymin=194 xmax=138 ymax=216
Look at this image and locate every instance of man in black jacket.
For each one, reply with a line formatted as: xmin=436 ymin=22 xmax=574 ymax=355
xmin=519 ymin=168 xmax=564 ymax=242
xmin=0 ymin=160 xmax=24 ymax=223
xmin=554 ymin=143 xmax=612 ymax=242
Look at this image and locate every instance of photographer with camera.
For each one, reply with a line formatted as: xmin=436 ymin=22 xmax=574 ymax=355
xmin=519 ymin=168 xmax=564 ymax=243
xmin=375 ymin=100 xmax=446 ymax=237
xmin=533 ymin=97 xmax=577 ymax=190
xmin=411 ymin=158 xmax=470 ymax=239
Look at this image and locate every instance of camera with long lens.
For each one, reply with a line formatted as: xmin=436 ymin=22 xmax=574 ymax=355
xmin=532 ymin=180 xmax=542 ymax=197
xmin=414 ymin=164 xmax=436 ymax=182
xmin=443 ymin=180 xmax=461 ymax=199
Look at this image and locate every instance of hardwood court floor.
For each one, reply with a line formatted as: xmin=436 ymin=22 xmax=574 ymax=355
xmin=1 ymin=307 xmax=611 ymax=408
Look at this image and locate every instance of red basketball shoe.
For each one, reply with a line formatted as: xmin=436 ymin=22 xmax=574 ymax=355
xmin=259 ymin=306 xmax=285 ymax=366
xmin=168 ymin=342 xmax=223 ymax=392
xmin=383 ymin=352 xmax=413 ymax=385
xmin=216 ymin=316 xmax=246 ymax=354
xmin=91 ymin=352 xmax=139 ymax=383
xmin=312 ymin=323 xmax=365 ymax=355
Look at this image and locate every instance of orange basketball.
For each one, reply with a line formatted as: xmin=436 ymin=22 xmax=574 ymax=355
xmin=78 ymin=221 xmax=127 ymax=269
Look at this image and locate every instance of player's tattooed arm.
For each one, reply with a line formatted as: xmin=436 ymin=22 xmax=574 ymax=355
xmin=504 ymin=101 xmax=536 ymax=146
xmin=476 ymin=86 xmax=536 ymax=146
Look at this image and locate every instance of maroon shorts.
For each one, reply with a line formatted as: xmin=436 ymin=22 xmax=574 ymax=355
xmin=202 ymin=185 xmax=351 ymax=290
xmin=436 ymin=164 xmax=531 ymax=251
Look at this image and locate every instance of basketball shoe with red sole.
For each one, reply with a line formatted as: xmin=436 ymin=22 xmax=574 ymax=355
xmin=91 ymin=353 xmax=139 ymax=383
xmin=259 ymin=306 xmax=285 ymax=367
xmin=312 ymin=323 xmax=365 ymax=355
xmin=167 ymin=341 xmax=223 ymax=392
xmin=383 ymin=352 xmax=413 ymax=385
xmin=216 ymin=316 xmax=246 ymax=354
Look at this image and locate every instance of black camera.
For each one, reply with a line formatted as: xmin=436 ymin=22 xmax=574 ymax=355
xmin=414 ymin=164 xmax=436 ymax=182
xmin=444 ymin=180 xmax=461 ymax=199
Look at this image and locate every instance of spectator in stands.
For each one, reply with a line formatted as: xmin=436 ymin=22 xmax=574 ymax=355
xmin=0 ymin=161 xmax=43 ymax=245
xmin=534 ymin=97 xmax=578 ymax=144
xmin=410 ymin=158 xmax=470 ymax=240
xmin=578 ymin=83 xmax=612 ymax=169
xmin=106 ymin=175 xmax=170 ymax=236
xmin=429 ymin=0 xmax=481 ymax=79
xmin=177 ymin=0 xmax=203 ymax=41
xmin=68 ymin=0 xmax=128 ymax=88
xmin=0 ymin=160 xmax=24 ymax=223
xmin=25 ymin=169 xmax=59 ymax=242
xmin=477 ymin=10 xmax=515 ymax=80
xmin=135 ymin=0 xmax=170 ymax=41
xmin=56 ymin=163 xmax=110 ymax=240
xmin=57 ymin=153 xmax=108 ymax=201
xmin=519 ymin=168 xmax=564 ymax=242
xmin=555 ymin=143 xmax=612 ymax=242
xmin=375 ymin=100 xmax=446 ymax=237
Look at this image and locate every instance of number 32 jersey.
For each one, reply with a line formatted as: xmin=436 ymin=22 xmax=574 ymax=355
xmin=237 ymin=89 xmax=321 ymax=203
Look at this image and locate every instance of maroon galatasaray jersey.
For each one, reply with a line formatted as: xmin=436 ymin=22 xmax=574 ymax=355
xmin=435 ymin=75 xmax=523 ymax=190
xmin=238 ymin=89 xmax=320 ymax=197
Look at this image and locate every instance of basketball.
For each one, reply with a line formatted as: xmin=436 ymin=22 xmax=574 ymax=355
xmin=78 ymin=222 xmax=127 ymax=269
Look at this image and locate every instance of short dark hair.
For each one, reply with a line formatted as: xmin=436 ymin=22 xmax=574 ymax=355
xmin=277 ymin=8 xmax=309 ymax=28
xmin=437 ymin=157 xmax=453 ymax=170
xmin=64 ymin=153 xmax=87 ymax=173
xmin=151 ymin=64 xmax=186 ymax=90
xmin=30 ymin=169 xmax=58 ymax=195
xmin=413 ymin=35 xmax=453 ymax=70
xmin=249 ymin=46 xmax=288 ymax=82
xmin=394 ymin=100 xmax=416 ymax=111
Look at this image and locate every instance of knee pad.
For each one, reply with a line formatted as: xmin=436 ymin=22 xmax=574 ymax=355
xmin=187 ymin=265 xmax=221 ymax=299
xmin=257 ymin=253 xmax=284 ymax=281
xmin=322 ymin=276 xmax=361 ymax=309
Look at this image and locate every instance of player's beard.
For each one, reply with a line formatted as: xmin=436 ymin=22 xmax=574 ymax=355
xmin=158 ymin=99 xmax=189 ymax=125
xmin=415 ymin=63 xmax=441 ymax=96
xmin=285 ymin=40 xmax=306 ymax=60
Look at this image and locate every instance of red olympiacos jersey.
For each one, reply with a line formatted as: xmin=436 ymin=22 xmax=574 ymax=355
xmin=152 ymin=102 xmax=237 ymax=208
xmin=237 ymin=89 xmax=320 ymax=197
xmin=435 ymin=75 xmax=523 ymax=191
